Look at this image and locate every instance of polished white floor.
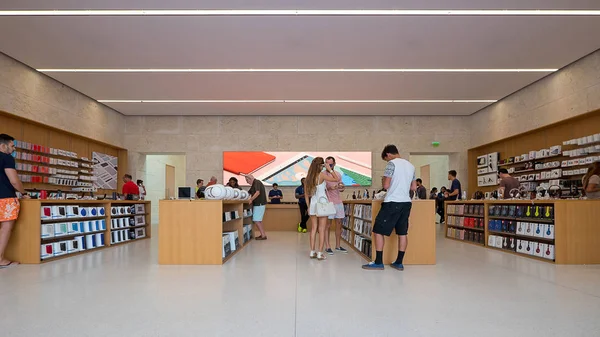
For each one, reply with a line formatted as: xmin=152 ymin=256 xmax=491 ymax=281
xmin=2 ymin=226 xmax=600 ymax=337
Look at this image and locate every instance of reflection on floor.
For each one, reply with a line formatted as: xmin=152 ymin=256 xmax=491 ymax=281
xmin=1 ymin=225 xmax=600 ymax=337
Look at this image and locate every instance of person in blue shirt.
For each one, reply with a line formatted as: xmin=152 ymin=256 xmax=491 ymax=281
xmin=268 ymin=183 xmax=283 ymax=204
xmin=446 ymin=170 xmax=462 ymax=201
xmin=295 ymin=178 xmax=309 ymax=233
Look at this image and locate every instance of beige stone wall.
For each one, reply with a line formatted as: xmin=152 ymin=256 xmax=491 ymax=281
xmin=124 ymin=116 xmax=470 ymax=194
xmin=470 ymin=49 xmax=600 ymax=147
xmin=0 ymin=52 xmax=125 ymax=147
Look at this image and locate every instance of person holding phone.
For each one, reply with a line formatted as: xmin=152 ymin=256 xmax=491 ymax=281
xmin=305 ymin=157 xmax=341 ymax=261
xmin=268 ymin=183 xmax=283 ymax=204
xmin=324 ymin=156 xmax=347 ymax=255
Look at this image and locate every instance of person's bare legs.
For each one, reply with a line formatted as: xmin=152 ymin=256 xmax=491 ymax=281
xmin=324 ymin=220 xmax=332 ymax=250
xmin=398 ymin=235 xmax=408 ymax=252
xmin=375 ymin=233 xmax=385 ymax=251
xmin=254 ymin=221 xmax=266 ymax=238
xmin=309 ymin=216 xmax=318 ymax=251
xmin=390 ymin=235 xmax=408 ymax=270
xmin=318 ymin=217 xmax=328 ymax=252
xmin=0 ymin=220 xmax=16 ymax=265
xmin=335 ymin=218 xmax=342 ymax=248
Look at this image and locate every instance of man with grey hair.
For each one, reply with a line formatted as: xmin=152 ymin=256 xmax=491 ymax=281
xmin=245 ymin=174 xmax=268 ymax=240
xmin=207 ymin=176 xmax=218 ymax=187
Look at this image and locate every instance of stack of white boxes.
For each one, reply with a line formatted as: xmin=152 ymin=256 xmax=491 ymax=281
xmin=41 ymin=204 xmax=106 ymax=260
xmin=515 ymin=221 xmax=555 ymax=260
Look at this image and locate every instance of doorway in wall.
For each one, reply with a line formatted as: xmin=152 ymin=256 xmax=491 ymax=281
xmin=144 ymin=154 xmax=187 ymax=224
xmin=409 ymin=154 xmax=450 ymax=223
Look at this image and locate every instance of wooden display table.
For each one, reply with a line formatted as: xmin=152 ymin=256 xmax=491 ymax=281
xmin=444 ymin=199 xmax=600 ymax=264
xmin=262 ymin=203 xmax=301 ymax=231
xmin=342 ymin=200 xmax=436 ymax=265
xmin=6 ymin=200 xmax=151 ymax=264
xmin=158 ymin=200 xmax=252 ymax=265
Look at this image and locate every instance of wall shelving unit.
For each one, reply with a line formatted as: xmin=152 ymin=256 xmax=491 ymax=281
xmin=445 ymin=200 xmax=600 ymax=264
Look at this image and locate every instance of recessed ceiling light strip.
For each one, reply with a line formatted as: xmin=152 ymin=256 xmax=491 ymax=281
xmin=98 ymin=99 xmax=497 ymax=103
xmin=37 ymin=68 xmax=557 ymax=73
xmin=2 ymin=9 xmax=600 ymax=16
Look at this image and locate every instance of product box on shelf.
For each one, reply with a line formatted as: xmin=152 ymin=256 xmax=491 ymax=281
xmin=53 ymin=223 xmax=69 ymax=237
xmin=243 ymin=224 xmax=252 ymax=243
xmin=543 ymin=224 xmax=555 ymax=239
xmin=53 ymin=241 xmax=68 ymax=256
xmin=67 ymin=239 xmax=80 ymax=254
xmin=41 ymin=243 xmax=54 ymax=259
xmin=222 ymin=234 xmax=232 ymax=259
xmin=135 ymin=204 xmax=146 ymax=214
xmin=41 ymin=224 xmax=55 ymax=239
xmin=224 ymin=231 xmax=240 ymax=251
xmin=135 ymin=227 xmax=146 ymax=239
xmin=544 ymin=244 xmax=555 ymax=260
xmin=75 ymin=236 xmax=85 ymax=251
xmin=66 ymin=206 xmax=79 ymax=218
xmin=134 ymin=215 xmax=146 ymax=226
xmin=95 ymin=233 xmax=105 ymax=247
xmin=67 ymin=222 xmax=80 ymax=235
xmin=86 ymin=235 xmax=96 ymax=249
xmin=51 ymin=206 xmax=67 ymax=219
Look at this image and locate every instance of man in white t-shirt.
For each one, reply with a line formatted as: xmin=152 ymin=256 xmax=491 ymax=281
xmin=363 ymin=144 xmax=416 ymax=271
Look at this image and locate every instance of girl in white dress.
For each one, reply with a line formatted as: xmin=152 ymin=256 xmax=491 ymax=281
xmin=304 ymin=157 xmax=341 ymax=260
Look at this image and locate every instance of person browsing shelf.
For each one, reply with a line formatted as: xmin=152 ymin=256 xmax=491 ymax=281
xmin=498 ymin=168 xmax=520 ymax=199
xmin=305 ymin=157 xmax=341 ymax=261
xmin=227 ymin=177 xmax=241 ymax=189
xmin=582 ymin=162 xmax=600 ymax=199
xmin=0 ymin=133 xmax=29 ymax=268
xmin=430 ymin=187 xmax=438 ymax=200
xmin=295 ymin=178 xmax=309 ymax=233
xmin=246 ymin=174 xmax=268 ymax=240
xmin=122 ymin=174 xmax=140 ymax=200
xmin=363 ymin=144 xmax=416 ymax=271
xmin=268 ymin=183 xmax=283 ymax=204
xmin=445 ymin=170 xmax=462 ymax=200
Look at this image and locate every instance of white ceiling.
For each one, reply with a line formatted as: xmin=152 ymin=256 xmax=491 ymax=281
xmin=0 ymin=1 xmax=599 ymax=116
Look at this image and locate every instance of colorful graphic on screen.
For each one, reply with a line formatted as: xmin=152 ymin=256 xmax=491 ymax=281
xmin=223 ymin=152 xmax=372 ymax=187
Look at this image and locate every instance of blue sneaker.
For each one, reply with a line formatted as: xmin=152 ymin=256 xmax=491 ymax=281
xmin=390 ymin=263 xmax=404 ymax=271
xmin=362 ymin=262 xmax=384 ymax=270
xmin=335 ymin=247 xmax=348 ymax=254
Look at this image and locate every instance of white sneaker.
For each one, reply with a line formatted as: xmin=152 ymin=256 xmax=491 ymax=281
xmin=317 ymin=252 xmax=327 ymax=261
xmin=309 ymin=251 xmax=317 ymax=259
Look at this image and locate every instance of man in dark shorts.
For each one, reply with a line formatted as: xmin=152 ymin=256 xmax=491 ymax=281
xmin=363 ymin=145 xmax=416 ymax=271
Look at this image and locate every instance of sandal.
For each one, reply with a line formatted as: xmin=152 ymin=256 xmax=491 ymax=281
xmin=0 ymin=261 xmax=19 ymax=269
xmin=255 ymin=236 xmax=268 ymax=240
xmin=317 ymin=252 xmax=327 ymax=261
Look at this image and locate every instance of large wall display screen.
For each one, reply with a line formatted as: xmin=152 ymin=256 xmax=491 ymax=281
xmin=223 ymin=152 xmax=372 ymax=187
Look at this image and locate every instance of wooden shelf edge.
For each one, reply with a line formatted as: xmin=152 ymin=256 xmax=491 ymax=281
xmin=41 ymin=245 xmax=109 ymax=263
xmin=109 ymin=237 xmax=149 ymax=247
xmin=446 ymin=225 xmax=485 ymax=232
xmin=445 ymin=236 xmax=485 ymax=247
xmin=42 ymin=216 xmax=107 ymax=224
xmin=486 ymin=246 xmax=554 ymax=263
xmin=110 ymin=213 xmax=148 ymax=218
